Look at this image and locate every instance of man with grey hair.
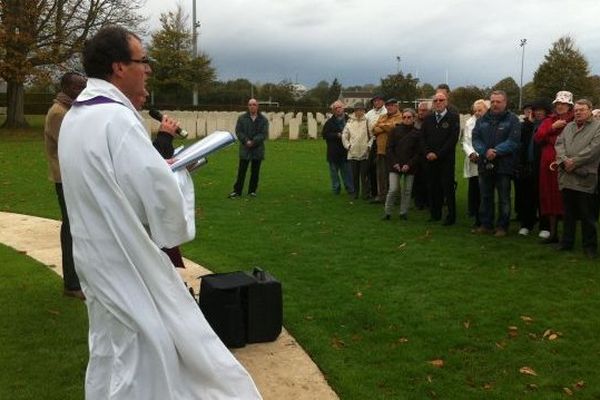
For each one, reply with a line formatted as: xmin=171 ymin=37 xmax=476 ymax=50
xmin=229 ymin=98 xmax=268 ymax=198
xmin=472 ymin=90 xmax=521 ymax=237
xmin=555 ymin=99 xmax=600 ymax=258
xmin=415 ymin=101 xmax=431 ymax=130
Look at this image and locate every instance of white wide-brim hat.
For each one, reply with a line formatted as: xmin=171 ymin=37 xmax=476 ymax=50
xmin=552 ymin=90 xmax=574 ymax=105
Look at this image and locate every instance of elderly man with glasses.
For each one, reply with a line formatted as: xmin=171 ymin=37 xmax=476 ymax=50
xmin=421 ymin=92 xmax=460 ymax=225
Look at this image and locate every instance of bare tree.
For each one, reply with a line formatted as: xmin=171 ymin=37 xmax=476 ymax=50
xmin=0 ymin=0 xmax=146 ymax=129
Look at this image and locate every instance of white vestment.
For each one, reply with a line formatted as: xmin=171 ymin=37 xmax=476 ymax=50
xmin=58 ymin=78 xmax=261 ymax=400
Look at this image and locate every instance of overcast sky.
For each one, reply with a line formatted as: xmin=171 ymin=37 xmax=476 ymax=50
xmin=142 ymin=0 xmax=600 ymax=90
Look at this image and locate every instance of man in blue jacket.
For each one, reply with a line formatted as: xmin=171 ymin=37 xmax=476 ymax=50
xmin=472 ymin=90 xmax=521 ymax=237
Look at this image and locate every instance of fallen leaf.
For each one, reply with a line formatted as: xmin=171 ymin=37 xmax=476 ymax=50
xmin=495 ymin=341 xmax=505 ymax=349
xmin=508 ymin=326 xmax=519 ymax=338
xmin=397 ymin=337 xmax=409 ymax=344
xmin=483 ymin=382 xmax=494 ymax=390
xmin=355 ymin=291 xmax=363 ymax=298
xmin=47 ymin=309 xmax=60 ymax=315
xmin=397 ymin=242 xmax=407 ymax=249
xmin=426 ymin=375 xmax=433 ymax=383
xmin=574 ymin=380 xmax=585 ymax=389
xmin=521 ymin=315 xmax=534 ymax=323
xmin=563 ymin=387 xmax=573 ymax=396
xmin=429 ymin=359 xmax=444 ymax=368
xmin=527 ymin=383 xmax=538 ymax=390
xmin=463 ymin=320 xmax=471 ymax=329
xmin=304 ymin=315 xmax=313 ymax=321
xmin=330 ymin=337 xmax=345 ymax=349
xmin=519 ymin=366 xmax=537 ymax=376
xmin=543 ymin=329 xmax=552 ymax=338
xmin=548 ymin=333 xmax=558 ymax=341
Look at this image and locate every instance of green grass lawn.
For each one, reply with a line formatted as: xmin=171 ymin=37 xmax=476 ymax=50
xmin=1 ymin=129 xmax=600 ymax=399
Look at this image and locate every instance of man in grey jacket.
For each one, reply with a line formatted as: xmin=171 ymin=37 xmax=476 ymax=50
xmin=555 ymin=99 xmax=600 ymax=258
xmin=229 ymin=98 xmax=269 ymax=198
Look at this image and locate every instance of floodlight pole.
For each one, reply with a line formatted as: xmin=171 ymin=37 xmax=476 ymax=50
xmin=519 ymin=38 xmax=527 ymax=111
xmin=192 ymin=0 xmax=199 ymax=106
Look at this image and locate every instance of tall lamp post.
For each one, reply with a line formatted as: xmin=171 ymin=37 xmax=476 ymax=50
xmin=396 ymin=56 xmax=401 ymax=74
xmin=519 ymin=38 xmax=527 ymax=111
xmin=192 ymin=0 xmax=200 ymax=106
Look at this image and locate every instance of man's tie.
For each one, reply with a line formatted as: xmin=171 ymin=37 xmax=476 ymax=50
xmin=436 ymin=113 xmax=442 ymax=123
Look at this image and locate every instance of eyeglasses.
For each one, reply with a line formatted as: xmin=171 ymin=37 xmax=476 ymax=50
xmin=402 ymin=116 xmax=413 ymax=119
xmin=128 ymin=57 xmax=151 ymax=65
xmin=433 ymin=99 xmax=446 ymax=103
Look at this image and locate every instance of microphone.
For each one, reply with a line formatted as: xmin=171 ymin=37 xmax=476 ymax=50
xmin=149 ymin=109 xmax=188 ymax=138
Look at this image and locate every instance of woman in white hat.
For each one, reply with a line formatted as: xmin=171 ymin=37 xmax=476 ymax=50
xmin=533 ymin=90 xmax=574 ymax=244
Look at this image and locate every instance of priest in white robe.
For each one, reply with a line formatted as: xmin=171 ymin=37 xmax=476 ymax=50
xmin=58 ymin=26 xmax=261 ymax=400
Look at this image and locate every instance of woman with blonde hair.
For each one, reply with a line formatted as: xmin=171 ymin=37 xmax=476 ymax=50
xmin=461 ymin=99 xmax=489 ymax=228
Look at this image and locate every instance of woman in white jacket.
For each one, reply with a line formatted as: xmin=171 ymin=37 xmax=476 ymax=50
xmin=461 ymin=99 xmax=489 ymax=228
xmin=342 ymin=102 xmax=370 ymax=199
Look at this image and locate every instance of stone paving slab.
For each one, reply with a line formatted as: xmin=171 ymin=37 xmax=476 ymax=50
xmin=0 ymin=211 xmax=339 ymax=400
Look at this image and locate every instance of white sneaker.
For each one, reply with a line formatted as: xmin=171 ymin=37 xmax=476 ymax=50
xmin=518 ymin=228 xmax=530 ymax=236
xmin=538 ymin=230 xmax=551 ymax=239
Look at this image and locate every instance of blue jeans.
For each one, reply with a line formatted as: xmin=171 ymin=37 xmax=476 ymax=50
xmin=328 ymin=161 xmax=354 ymax=194
xmin=478 ymin=173 xmax=511 ymax=230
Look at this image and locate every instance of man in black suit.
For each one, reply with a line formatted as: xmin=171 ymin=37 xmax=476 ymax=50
xmin=422 ymin=92 xmax=460 ymax=225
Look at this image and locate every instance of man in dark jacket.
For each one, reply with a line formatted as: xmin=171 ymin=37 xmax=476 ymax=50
xmin=229 ymin=98 xmax=269 ymax=198
xmin=322 ymin=100 xmax=354 ymax=194
xmin=421 ymin=91 xmax=460 ymax=225
xmin=472 ymin=90 xmax=521 ymax=237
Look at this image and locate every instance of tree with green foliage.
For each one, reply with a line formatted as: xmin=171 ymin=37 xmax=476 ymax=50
xmin=418 ymin=83 xmax=436 ymax=99
xmin=148 ymin=5 xmax=214 ymax=107
xmin=327 ymin=78 xmax=342 ymax=105
xmin=532 ymin=36 xmax=592 ymax=101
xmin=0 ymin=0 xmax=144 ymax=129
xmin=258 ymin=80 xmax=295 ymax=106
xmin=450 ymin=86 xmax=487 ymax=113
xmin=493 ymin=77 xmax=520 ymax=111
xmin=300 ymin=80 xmax=330 ymax=107
xmin=379 ymin=72 xmax=419 ymax=104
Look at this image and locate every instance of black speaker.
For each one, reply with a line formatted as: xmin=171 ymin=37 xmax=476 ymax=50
xmin=198 ymin=272 xmax=255 ymax=348
xmin=198 ymin=269 xmax=282 ymax=348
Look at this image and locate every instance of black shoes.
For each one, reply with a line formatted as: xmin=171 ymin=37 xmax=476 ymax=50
xmin=228 ymin=192 xmax=240 ymax=198
xmin=381 ymin=214 xmax=391 ymax=221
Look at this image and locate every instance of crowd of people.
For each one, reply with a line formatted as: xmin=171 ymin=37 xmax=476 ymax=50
xmin=322 ymin=85 xmax=600 ymax=259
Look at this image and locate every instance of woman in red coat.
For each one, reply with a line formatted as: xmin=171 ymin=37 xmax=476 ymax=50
xmin=533 ymin=91 xmax=574 ymax=243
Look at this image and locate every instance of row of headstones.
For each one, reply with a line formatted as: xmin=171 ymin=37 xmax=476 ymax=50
xmin=140 ymin=110 xmax=331 ymax=140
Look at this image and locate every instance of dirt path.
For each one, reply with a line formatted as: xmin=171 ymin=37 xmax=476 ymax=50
xmin=0 ymin=211 xmax=339 ymax=400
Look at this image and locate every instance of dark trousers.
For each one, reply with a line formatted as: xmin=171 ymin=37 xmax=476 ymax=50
xmin=349 ymin=159 xmax=369 ymax=199
xmin=561 ymin=189 xmax=597 ymax=251
xmin=426 ymin=159 xmax=456 ymax=222
xmin=55 ymin=183 xmax=81 ymax=291
xmin=412 ymin=169 xmax=429 ymax=209
xmin=479 ymin=173 xmax=511 ymax=230
xmin=467 ymin=176 xmax=481 ymax=226
xmin=514 ymin=175 xmax=537 ymax=230
xmin=233 ymin=159 xmax=262 ymax=195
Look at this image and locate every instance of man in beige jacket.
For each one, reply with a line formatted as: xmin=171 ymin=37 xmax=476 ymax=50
xmin=371 ymin=98 xmax=403 ymax=202
xmin=44 ymin=72 xmax=86 ymax=299
xmin=555 ymin=99 xmax=600 ymax=258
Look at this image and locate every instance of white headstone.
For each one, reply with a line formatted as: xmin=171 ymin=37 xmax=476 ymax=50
xmin=289 ymin=118 xmax=300 ymax=140
xmin=307 ymin=117 xmax=318 ymax=139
